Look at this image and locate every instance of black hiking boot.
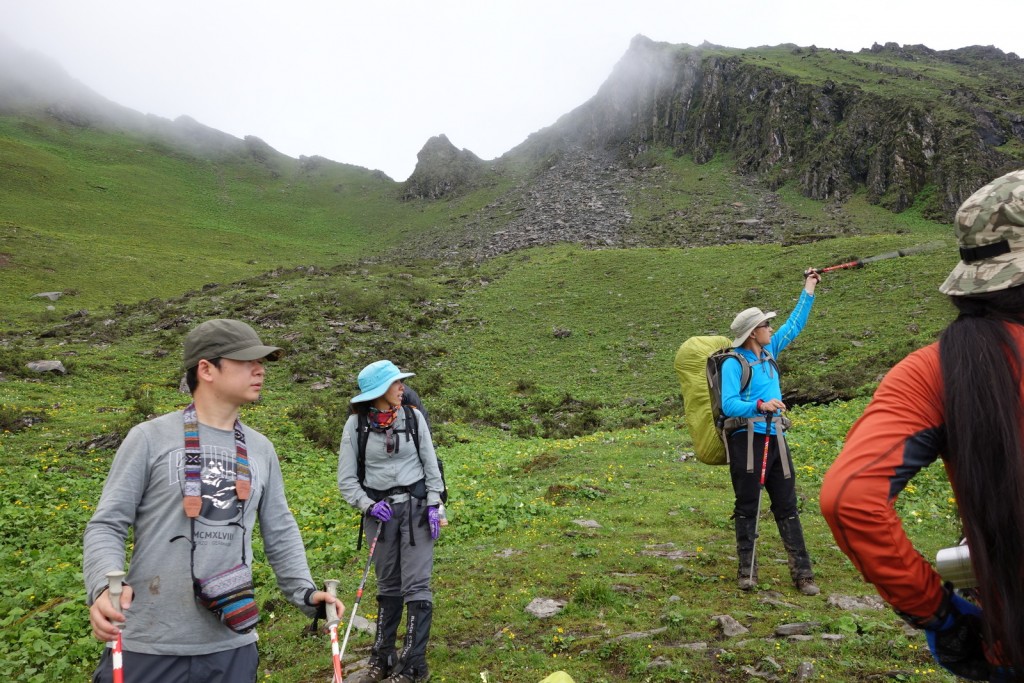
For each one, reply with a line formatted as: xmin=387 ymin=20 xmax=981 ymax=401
xmin=776 ymin=515 xmax=819 ymax=595
xmin=349 ymin=595 xmax=405 ymax=683
xmin=382 ymin=673 xmax=430 ymax=683
xmin=348 ymin=659 xmax=389 ymax=683
xmin=384 ymin=600 xmax=433 ymax=683
xmin=734 ymin=515 xmax=758 ymax=591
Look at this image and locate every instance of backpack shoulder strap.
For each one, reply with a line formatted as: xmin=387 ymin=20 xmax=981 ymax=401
xmin=403 ymin=404 xmax=420 ymax=455
xmin=737 ymin=354 xmax=752 ymax=392
xmin=747 ymin=349 xmax=780 ymax=381
xmin=721 ymin=351 xmax=753 ymax=393
xmin=356 ymin=412 xmax=370 ymax=486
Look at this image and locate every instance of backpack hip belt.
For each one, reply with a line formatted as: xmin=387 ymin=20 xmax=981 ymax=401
xmin=735 ymin=414 xmax=793 ymax=477
xmin=364 ymin=479 xmax=428 ymax=502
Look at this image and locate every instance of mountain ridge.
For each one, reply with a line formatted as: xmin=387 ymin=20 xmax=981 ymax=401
xmin=490 ymin=36 xmax=1023 ymax=221
xmin=2 ymin=33 xmax=1022 ymax=321
xmin=3 ymin=32 xmax=1022 ymax=219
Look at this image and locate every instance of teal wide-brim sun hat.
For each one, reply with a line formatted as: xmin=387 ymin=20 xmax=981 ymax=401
xmin=351 ymin=360 xmax=415 ymax=403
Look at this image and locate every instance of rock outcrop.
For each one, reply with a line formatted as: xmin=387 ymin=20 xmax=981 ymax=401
xmin=507 ymin=36 xmax=1024 ymax=221
xmin=402 ymin=134 xmax=485 ymax=200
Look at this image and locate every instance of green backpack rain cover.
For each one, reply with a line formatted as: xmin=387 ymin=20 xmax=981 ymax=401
xmin=674 ymin=335 xmax=734 ymax=465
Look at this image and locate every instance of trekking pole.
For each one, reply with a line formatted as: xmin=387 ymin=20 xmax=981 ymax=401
xmin=806 ymin=241 xmax=943 ymax=275
xmin=338 ymin=511 xmax=385 ymax=668
xmin=106 ymin=570 xmax=126 ymax=683
xmin=748 ymin=413 xmax=772 ymax=584
xmin=324 ymin=579 xmax=344 ymax=683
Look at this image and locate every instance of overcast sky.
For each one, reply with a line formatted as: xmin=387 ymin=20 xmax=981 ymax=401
xmin=4 ymin=0 xmax=1022 ymax=181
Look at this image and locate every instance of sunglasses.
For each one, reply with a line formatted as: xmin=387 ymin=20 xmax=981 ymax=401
xmin=755 ymin=322 xmax=772 ymax=330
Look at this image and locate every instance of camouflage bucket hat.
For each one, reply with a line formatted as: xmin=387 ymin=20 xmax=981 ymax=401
xmin=940 ymin=169 xmax=1024 ymax=296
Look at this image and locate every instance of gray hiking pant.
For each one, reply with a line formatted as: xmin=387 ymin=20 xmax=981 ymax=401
xmin=366 ymin=497 xmax=435 ymax=603
xmin=92 ymin=643 xmax=258 ymax=683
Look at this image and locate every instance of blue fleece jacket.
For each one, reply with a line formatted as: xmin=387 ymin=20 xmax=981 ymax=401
xmin=721 ymin=289 xmax=815 ymax=435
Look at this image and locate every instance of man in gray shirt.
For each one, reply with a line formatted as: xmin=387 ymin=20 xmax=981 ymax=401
xmin=84 ymin=319 xmax=344 ymax=683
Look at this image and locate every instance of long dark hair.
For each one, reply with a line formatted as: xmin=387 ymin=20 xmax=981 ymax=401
xmin=350 ymin=401 xmax=372 ymax=417
xmin=940 ymin=287 xmax=1024 ymax=673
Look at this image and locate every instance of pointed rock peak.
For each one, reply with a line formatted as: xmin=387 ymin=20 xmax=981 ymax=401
xmin=416 ymin=134 xmax=481 ymax=164
xmin=403 ymin=134 xmax=484 ymax=200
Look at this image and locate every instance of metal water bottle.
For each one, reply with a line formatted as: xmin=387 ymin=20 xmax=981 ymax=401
xmin=936 ymin=544 xmax=976 ymax=588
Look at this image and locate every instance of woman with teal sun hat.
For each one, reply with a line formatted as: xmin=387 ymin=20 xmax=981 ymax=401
xmin=338 ymin=360 xmax=443 ymax=683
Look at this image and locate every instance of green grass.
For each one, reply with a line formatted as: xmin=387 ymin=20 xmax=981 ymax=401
xmin=726 ymin=43 xmax=1024 ymax=111
xmin=0 ymin=230 xmax=967 ymax=681
xmin=0 ymin=392 xmax=961 ymax=681
xmin=0 ymin=71 xmax=985 ymax=680
xmin=0 ymin=115 xmax=520 ymax=326
xmin=429 ymin=232 xmax=954 ymax=436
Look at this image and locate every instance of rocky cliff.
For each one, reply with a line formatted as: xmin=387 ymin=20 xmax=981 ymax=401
xmin=500 ymin=36 xmax=1024 ymax=221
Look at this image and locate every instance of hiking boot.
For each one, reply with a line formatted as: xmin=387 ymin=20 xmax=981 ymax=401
xmin=737 ymin=574 xmax=758 ymax=591
xmin=382 ymin=672 xmax=431 ymax=683
xmin=776 ymin=514 xmax=816 ymax=590
xmin=348 ymin=659 xmax=390 ymax=683
xmin=387 ymin=600 xmax=432 ymax=683
xmin=349 ymin=595 xmax=404 ymax=683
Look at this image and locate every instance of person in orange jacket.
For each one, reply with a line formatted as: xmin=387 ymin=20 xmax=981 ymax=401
xmin=821 ymin=169 xmax=1024 ymax=681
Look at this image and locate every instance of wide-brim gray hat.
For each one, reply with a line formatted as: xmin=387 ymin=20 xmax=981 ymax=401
xmin=940 ymin=168 xmax=1024 ymax=296
xmin=730 ymin=307 xmax=777 ymax=347
xmin=351 ymin=360 xmax=415 ymax=403
xmin=183 ymin=319 xmax=283 ymax=370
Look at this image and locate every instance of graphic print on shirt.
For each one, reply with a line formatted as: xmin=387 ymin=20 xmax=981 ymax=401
xmin=170 ymin=444 xmax=259 ymax=534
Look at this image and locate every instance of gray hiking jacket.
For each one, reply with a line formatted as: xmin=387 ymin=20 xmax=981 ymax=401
xmin=337 ymin=407 xmax=443 ymax=512
xmin=83 ymin=410 xmax=319 ymax=655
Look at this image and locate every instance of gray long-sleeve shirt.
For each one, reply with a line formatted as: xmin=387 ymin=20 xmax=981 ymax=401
xmin=82 ymin=410 xmax=318 ymax=655
xmin=337 ymin=407 xmax=443 ymax=512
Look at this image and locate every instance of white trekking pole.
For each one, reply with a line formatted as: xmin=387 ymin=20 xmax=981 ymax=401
xmin=324 ymin=579 xmax=344 ymax=683
xmin=106 ymin=570 xmax=126 ymax=683
xmin=338 ymin=516 xmax=384 ymax=666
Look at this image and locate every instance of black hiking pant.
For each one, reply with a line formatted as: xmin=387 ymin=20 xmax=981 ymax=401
xmin=727 ymin=430 xmax=798 ymax=520
xmin=728 ymin=430 xmax=813 ymax=581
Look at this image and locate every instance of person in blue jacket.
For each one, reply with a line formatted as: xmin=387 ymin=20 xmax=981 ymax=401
xmin=721 ymin=270 xmax=821 ymax=595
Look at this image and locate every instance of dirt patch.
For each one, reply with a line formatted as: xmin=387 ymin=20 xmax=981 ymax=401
xmin=0 ymin=253 xmax=10 ymax=267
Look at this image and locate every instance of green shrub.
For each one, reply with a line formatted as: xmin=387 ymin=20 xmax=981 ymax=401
xmin=287 ymin=397 xmax=344 ymax=450
xmin=0 ymin=403 xmax=46 ymax=435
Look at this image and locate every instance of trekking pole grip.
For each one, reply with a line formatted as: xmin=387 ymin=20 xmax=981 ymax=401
xmin=324 ymin=579 xmax=341 ymax=629
xmin=106 ymin=570 xmax=126 ymax=629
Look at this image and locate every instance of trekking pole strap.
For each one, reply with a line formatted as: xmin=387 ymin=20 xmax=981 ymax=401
xmin=773 ymin=415 xmax=792 ymax=479
xmin=743 ymin=415 xmax=793 ymax=478
xmin=745 ymin=424 xmax=756 ymax=474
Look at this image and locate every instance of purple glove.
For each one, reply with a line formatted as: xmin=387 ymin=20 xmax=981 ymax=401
xmin=427 ymin=506 xmax=441 ymax=540
xmin=367 ymin=500 xmax=392 ymax=522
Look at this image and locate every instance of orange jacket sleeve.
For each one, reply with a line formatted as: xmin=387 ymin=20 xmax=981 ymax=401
xmin=820 ymin=343 xmax=946 ymax=620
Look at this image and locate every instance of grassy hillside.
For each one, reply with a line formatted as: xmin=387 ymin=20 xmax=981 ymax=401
xmin=0 ymin=222 xmax=966 ymax=681
xmin=0 ymin=92 xmax=980 ymax=680
xmin=0 ymin=115 xmax=520 ymax=327
xmin=701 ymin=43 xmax=1024 ymax=161
xmin=0 ymin=381 xmax=961 ymax=682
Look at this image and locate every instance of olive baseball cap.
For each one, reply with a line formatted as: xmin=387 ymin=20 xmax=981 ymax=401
xmin=183 ymin=319 xmax=283 ymax=370
xmin=940 ymin=168 xmax=1024 ymax=296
